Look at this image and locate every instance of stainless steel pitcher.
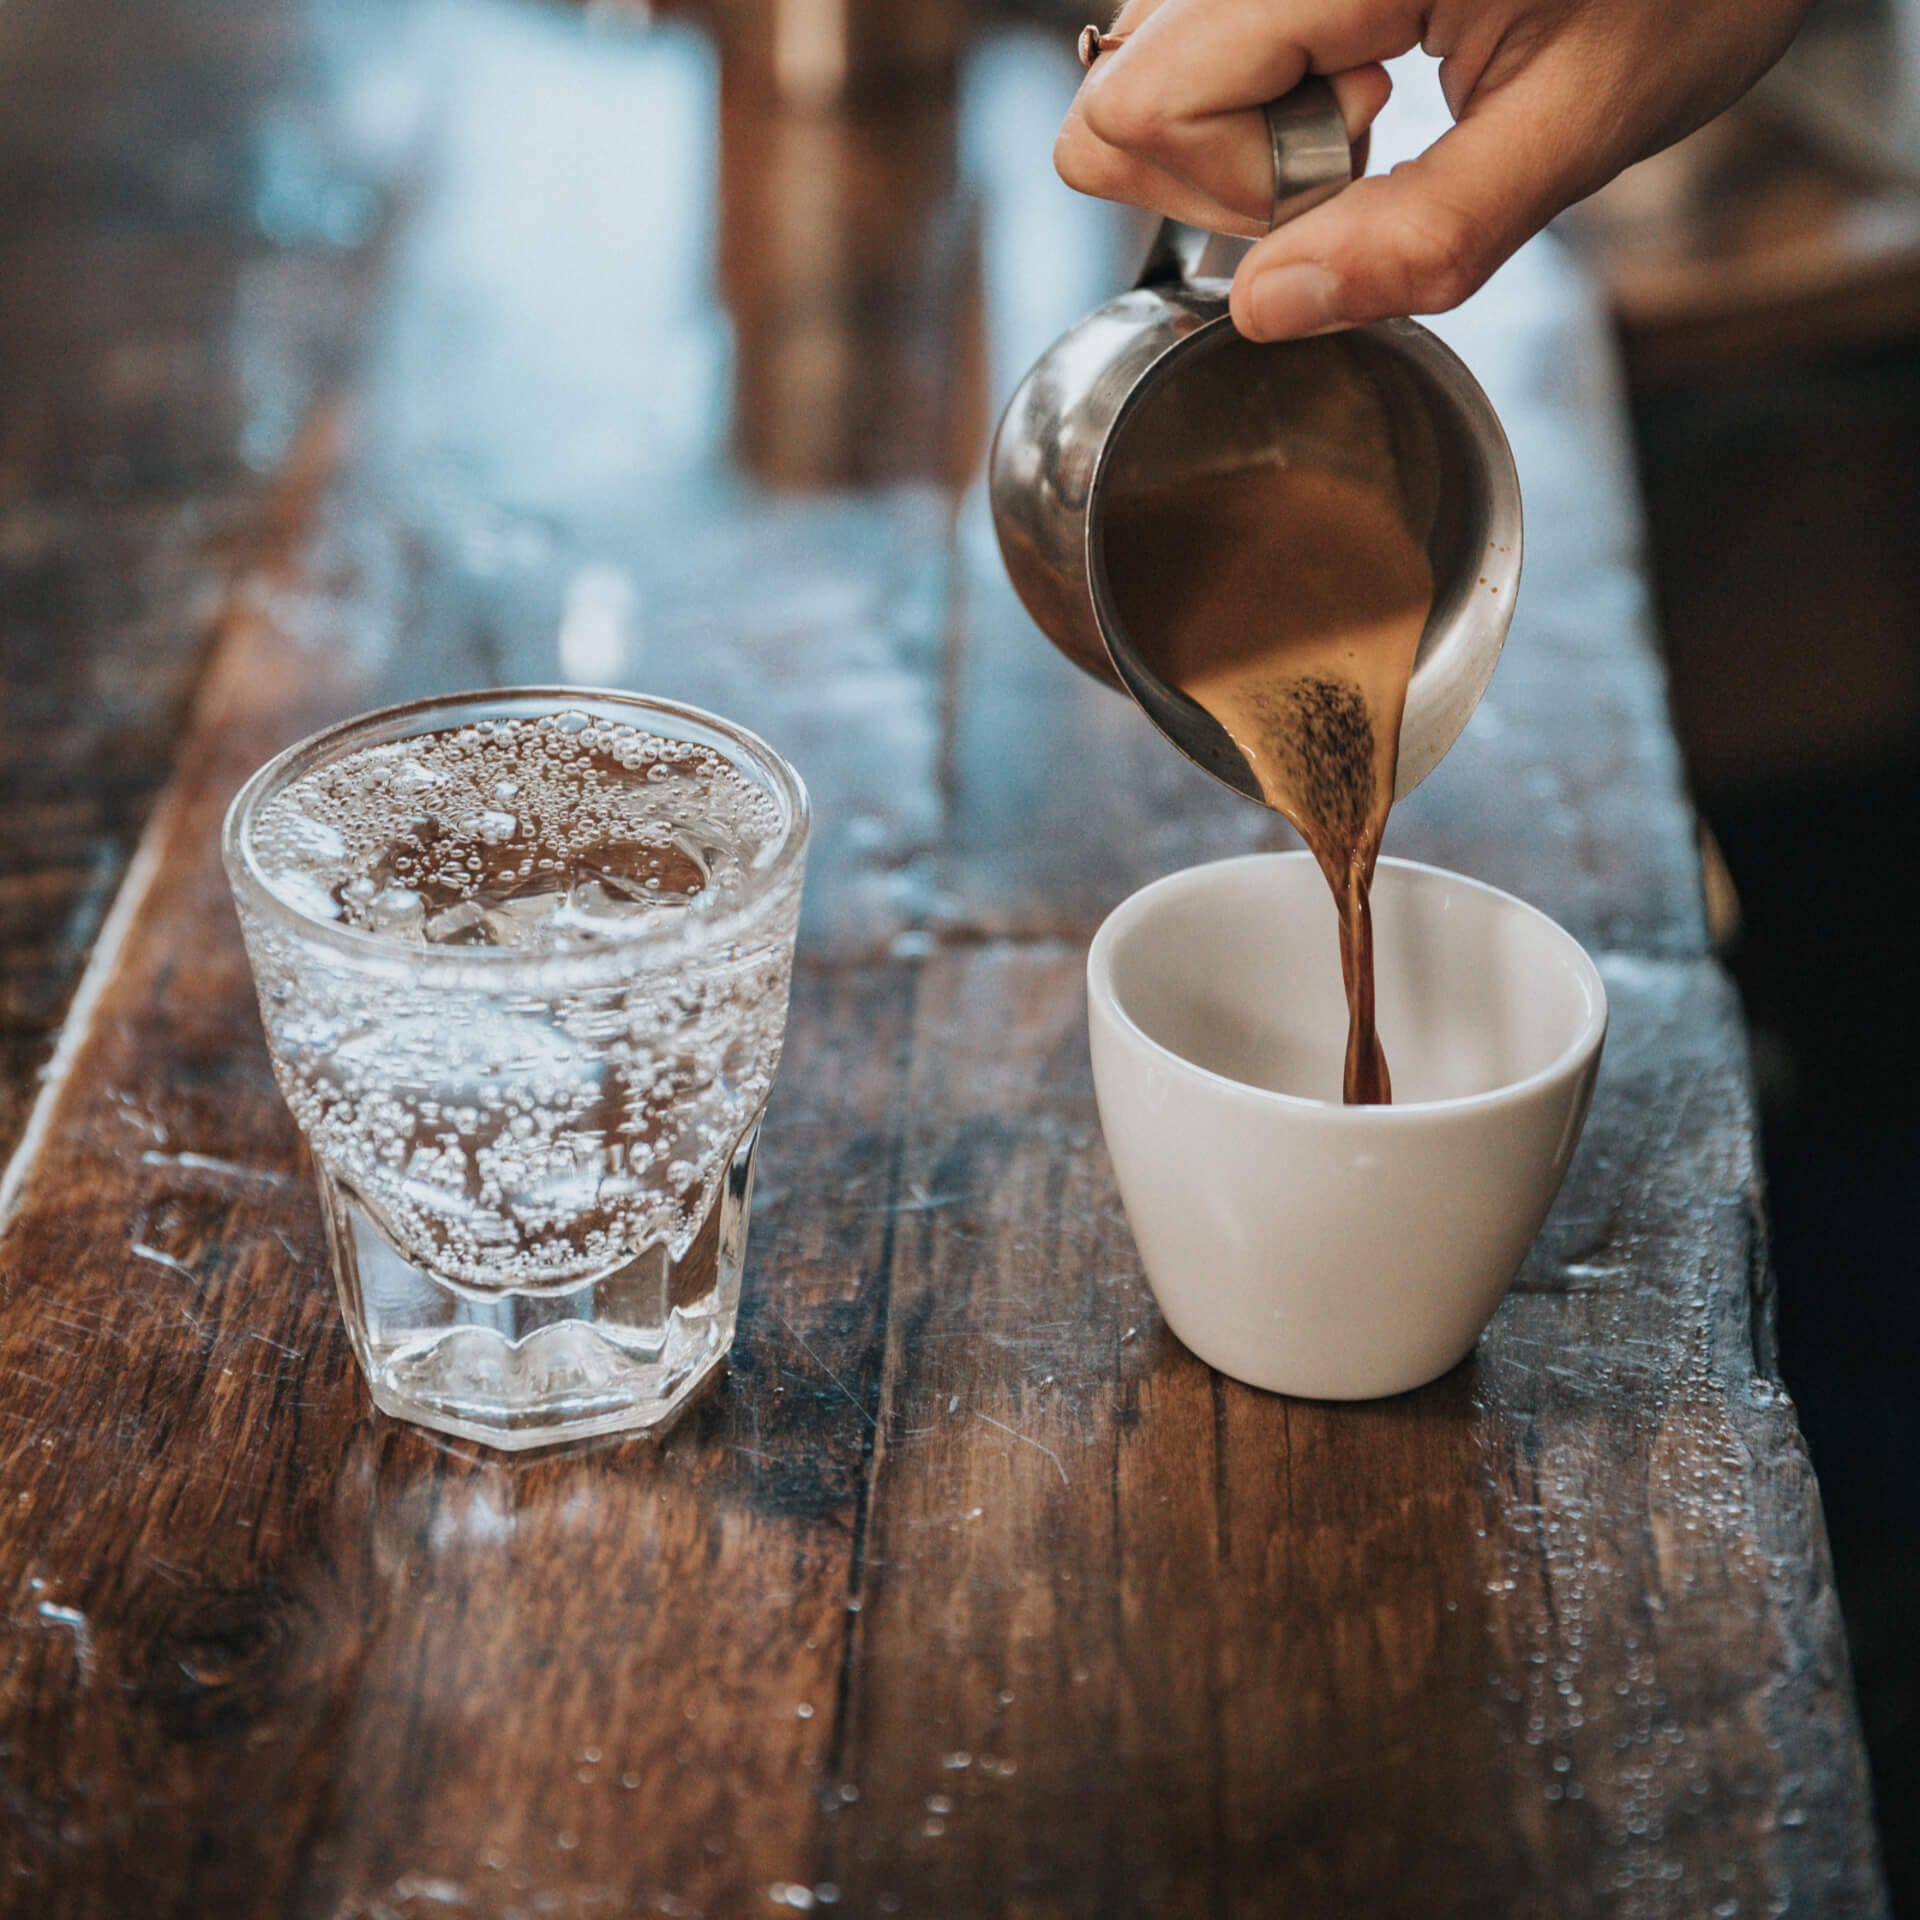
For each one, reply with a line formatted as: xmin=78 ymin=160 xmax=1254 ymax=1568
xmin=988 ymin=80 xmax=1522 ymax=804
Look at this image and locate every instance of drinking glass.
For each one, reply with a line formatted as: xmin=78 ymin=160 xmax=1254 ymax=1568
xmin=223 ymin=689 xmax=809 ymax=1449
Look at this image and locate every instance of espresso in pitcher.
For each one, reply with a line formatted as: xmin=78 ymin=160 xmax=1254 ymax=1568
xmin=1102 ymin=454 xmax=1433 ymax=1105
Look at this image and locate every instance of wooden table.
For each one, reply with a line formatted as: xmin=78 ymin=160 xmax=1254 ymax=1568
xmin=0 ymin=2 xmax=1888 ymax=1914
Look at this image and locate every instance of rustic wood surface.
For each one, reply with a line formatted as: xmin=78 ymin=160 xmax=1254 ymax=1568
xmin=0 ymin=1 xmax=1888 ymax=1915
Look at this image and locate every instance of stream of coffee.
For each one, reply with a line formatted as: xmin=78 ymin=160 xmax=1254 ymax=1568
xmin=1102 ymin=459 xmax=1434 ymax=1104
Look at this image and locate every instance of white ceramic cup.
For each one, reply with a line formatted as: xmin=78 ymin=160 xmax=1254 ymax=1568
xmin=1087 ymin=854 xmax=1608 ymax=1399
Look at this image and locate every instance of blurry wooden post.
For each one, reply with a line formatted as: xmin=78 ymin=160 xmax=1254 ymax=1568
xmin=710 ymin=0 xmax=966 ymax=109
xmin=715 ymin=66 xmax=982 ymax=489
xmin=1559 ymin=13 xmax=1920 ymax=790
xmin=707 ymin=0 xmax=984 ymax=492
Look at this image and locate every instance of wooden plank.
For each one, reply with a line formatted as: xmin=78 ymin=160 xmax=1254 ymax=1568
xmin=0 ymin=9 xmax=1885 ymax=1919
xmin=0 ymin=0 xmax=400 ymax=1165
xmin=2 ymin=5 xmax=960 ymax=1915
xmin=0 ymin=479 xmax=916 ymax=1914
xmin=822 ymin=943 xmax=1880 ymax=1917
xmin=821 ymin=941 xmax=1226 ymax=1918
xmin=0 ymin=507 xmax=211 ymax=1156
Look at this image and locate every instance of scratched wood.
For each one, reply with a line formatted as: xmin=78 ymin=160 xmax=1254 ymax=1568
xmin=821 ymin=945 xmax=1876 ymax=1917
xmin=0 ymin=0 xmax=398 ymax=1165
xmin=0 ymin=525 xmax=910 ymax=1913
xmin=0 ymin=2 xmax=1888 ymax=1917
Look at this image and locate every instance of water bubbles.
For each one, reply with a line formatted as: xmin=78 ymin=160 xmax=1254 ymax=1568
xmin=393 ymin=758 xmax=446 ymax=794
xmin=463 ymin=809 xmax=520 ymax=845
xmin=425 ymin=901 xmax=489 ymax=945
xmin=238 ymin=711 xmax=801 ymax=1289
xmin=279 ymin=809 xmax=348 ymax=863
xmin=926 ymin=1794 xmax=954 ymax=1816
xmin=272 ymin=870 xmax=344 ymax=923
xmin=795 ymin=1703 xmax=815 ymax=1720
xmin=253 ymin=714 xmax=780 ymax=953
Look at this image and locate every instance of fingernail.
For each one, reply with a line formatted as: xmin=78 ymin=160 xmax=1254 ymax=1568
xmin=1245 ymin=264 xmax=1343 ymax=340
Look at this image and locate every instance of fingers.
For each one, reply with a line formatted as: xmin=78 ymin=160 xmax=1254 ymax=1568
xmin=1228 ymin=83 xmax=1592 ymax=338
xmin=1053 ymin=123 xmax=1266 ymax=238
xmin=1089 ymin=0 xmax=1414 ymax=127
xmin=1063 ymin=0 xmax=1413 ymax=220
xmin=1057 ymin=63 xmax=1392 ymax=237
xmin=1059 ymin=0 xmax=1817 ymax=335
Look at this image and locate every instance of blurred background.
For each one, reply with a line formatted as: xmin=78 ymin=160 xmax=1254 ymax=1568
xmin=1556 ymin=3 xmax=1920 ymax=1906
xmin=1 ymin=0 xmax=1915 ymax=1901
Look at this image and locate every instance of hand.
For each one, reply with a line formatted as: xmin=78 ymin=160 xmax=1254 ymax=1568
xmin=1055 ymin=0 xmax=1815 ymax=340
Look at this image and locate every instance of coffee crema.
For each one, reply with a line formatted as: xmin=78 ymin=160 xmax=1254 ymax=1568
xmin=1102 ymin=457 xmax=1433 ymax=1104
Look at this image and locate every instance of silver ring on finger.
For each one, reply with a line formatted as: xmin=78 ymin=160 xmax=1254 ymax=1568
xmin=1263 ymin=77 xmax=1351 ymax=230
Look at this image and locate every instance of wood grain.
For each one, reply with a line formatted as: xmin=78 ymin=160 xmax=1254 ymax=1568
xmin=820 ymin=946 xmax=1879 ymax=1917
xmin=0 ymin=0 xmax=397 ymax=1163
xmin=0 ymin=2 xmax=1887 ymax=1915
xmin=0 ymin=470 xmax=914 ymax=1913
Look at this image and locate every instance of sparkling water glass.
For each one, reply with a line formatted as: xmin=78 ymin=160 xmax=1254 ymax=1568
xmin=223 ymin=689 xmax=809 ymax=1449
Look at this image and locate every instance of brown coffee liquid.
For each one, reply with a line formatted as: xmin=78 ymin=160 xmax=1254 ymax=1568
xmin=1102 ymin=461 xmax=1433 ymax=1105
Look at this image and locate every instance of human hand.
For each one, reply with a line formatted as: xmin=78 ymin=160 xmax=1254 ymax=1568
xmin=1055 ymin=0 xmax=1815 ymax=340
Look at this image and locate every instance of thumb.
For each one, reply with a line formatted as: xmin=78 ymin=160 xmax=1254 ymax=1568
xmin=1228 ymin=87 xmax=1587 ymax=340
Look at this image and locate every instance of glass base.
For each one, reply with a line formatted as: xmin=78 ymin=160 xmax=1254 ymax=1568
xmin=316 ymin=1128 xmax=757 ymax=1451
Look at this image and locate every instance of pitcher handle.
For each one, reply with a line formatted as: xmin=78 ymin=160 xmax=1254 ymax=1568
xmin=1129 ymin=76 xmax=1351 ymax=292
xmin=1264 ymin=77 xmax=1351 ymax=227
xmin=1132 ymin=218 xmax=1198 ymax=291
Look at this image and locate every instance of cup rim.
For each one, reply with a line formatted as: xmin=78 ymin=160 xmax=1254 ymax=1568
xmin=1086 ymin=852 xmax=1607 ymax=1120
xmin=222 ymin=686 xmax=811 ymax=975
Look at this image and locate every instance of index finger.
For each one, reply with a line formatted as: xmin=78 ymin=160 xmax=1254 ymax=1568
xmin=1077 ymin=0 xmax=1423 ymax=212
xmin=1057 ymin=64 xmax=1390 ymax=235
